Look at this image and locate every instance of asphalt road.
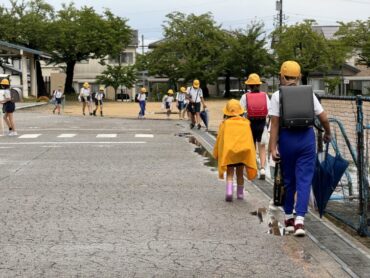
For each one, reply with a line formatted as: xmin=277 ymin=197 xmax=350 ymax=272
xmin=0 ymin=112 xmax=350 ymax=277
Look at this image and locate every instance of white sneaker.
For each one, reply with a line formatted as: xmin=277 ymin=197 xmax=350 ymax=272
xmin=259 ymin=168 xmax=266 ymax=180
xmin=9 ymin=131 xmax=18 ymax=136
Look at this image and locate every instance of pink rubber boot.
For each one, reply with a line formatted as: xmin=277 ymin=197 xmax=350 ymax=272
xmin=237 ymin=186 xmax=244 ymax=200
xmin=225 ymin=182 xmax=233 ymax=202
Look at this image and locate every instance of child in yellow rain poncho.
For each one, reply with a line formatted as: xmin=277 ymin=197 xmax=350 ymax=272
xmin=213 ymin=99 xmax=257 ymax=202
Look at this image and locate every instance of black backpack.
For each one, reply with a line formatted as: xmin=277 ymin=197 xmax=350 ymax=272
xmin=279 ymin=85 xmax=315 ymax=129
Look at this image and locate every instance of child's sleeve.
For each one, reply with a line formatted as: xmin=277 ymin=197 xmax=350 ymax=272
xmin=213 ymin=122 xmax=224 ymax=159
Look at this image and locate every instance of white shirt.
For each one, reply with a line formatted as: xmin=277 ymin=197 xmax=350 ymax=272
xmin=137 ymin=93 xmax=146 ymax=101
xmin=96 ymin=92 xmax=104 ymax=101
xmin=80 ymin=88 xmax=91 ymax=97
xmin=176 ymin=92 xmax=186 ymax=102
xmin=53 ymin=90 xmax=63 ymax=98
xmin=269 ymin=90 xmax=324 ymax=117
xmin=0 ymin=89 xmax=11 ymax=102
xmin=187 ymin=87 xmax=203 ymax=103
xmin=240 ymin=92 xmax=271 ymax=117
xmin=164 ymin=95 xmax=174 ymax=104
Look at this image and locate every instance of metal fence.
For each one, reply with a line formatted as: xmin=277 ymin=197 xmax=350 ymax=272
xmin=318 ymin=95 xmax=369 ymax=236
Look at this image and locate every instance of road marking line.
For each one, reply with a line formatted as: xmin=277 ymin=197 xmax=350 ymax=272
xmin=96 ymin=134 xmax=117 ymax=138
xmin=58 ymin=134 xmax=77 ymax=138
xmin=17 ymin=128 xmax=151 ymax=131
xmin=0 ymin=141 xmax=146 ymax=145
xmin=135 ymin=134 xmax=154 ymax=138
xmin=18 ymin=134 xmax=42 ymax=139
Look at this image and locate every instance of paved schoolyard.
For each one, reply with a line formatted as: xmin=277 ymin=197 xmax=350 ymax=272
xmin=0 ymin=110 xmax=349 ymax=277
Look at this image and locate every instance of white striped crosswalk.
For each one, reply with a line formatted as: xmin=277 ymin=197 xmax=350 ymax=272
xmin=18 ymin=134 xmax=42 ymax=139
xmin=58 ymin=134 xmax=77 ymax=138
xmin=96 ymin=134 xmax=117 ymax=138
xmin=2 ymin=133 xmax=154 ymax=139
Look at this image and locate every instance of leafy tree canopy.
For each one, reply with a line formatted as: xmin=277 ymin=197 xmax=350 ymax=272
xmin=143 ymin=12 xmax=227 ymax=92
xmin=336 ymin=19 xmax=370 ymax=67
xmin=96 ymin=64 xmax=137 ymax=95
xmin=271 ymin=20 xmax=348 ymax=83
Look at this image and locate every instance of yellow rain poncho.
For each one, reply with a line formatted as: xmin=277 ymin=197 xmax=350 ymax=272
xmin=213 ymin=117 xmax=257 ymax=180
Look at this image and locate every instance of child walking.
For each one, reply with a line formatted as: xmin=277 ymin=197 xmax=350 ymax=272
xmin=93 ymin=86 xmax=105 ymax=117
xmin=137 ymin=87 xmax=147 ymax=119
xmin=162 ymin=89 xmax=175 ymax=119
xmin=52 ymin=86 xmax=64 ymax=115
xmin=0 ymin=79 xmax=17 ymax=136
xmin=213 ymin=99 xmax=257 ymax=201
xmin=175 ymin=87 xmax=187 ymax=119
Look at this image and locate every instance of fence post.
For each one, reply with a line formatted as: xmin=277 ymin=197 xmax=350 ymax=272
xmin=317 ymin=95 xmax=323 ymax=153
xmin=356 ymin=95 xmax=368 ymax=236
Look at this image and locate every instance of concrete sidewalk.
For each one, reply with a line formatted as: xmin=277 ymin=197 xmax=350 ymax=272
xmin=0 ymin=111 xmax=356 ymax=277
xmin=192 ymin=127 xmax=370 ymax=278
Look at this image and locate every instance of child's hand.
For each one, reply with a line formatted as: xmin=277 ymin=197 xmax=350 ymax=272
xmin=271 ymin=149 xmax=280 ymax=162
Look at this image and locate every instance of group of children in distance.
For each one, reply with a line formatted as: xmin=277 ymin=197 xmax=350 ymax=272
xmin=137 ymin=80 xmax=207 ymax=129
xmin=214 ymin=60 xmax=332 ymax=237
xmin=77 ymin=82 xmax=105 ymax=117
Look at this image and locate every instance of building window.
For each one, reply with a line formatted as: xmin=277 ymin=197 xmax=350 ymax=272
xmin=121 ymin=52 xmax=133 ymax=65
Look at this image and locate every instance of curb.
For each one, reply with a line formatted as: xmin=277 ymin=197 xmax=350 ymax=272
xmin=15 ymin=102 xmax=48 ymax=110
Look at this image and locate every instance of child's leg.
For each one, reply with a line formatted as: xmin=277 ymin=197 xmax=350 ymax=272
xmin=4 ymin=113 xmax=11 ymax=130
xmin=8 ymin=113 xmax=15 ymax=132
xmin=225 ymin=166 xmax=234 ymax=202
xmin=236 ymin=165 xmax=244 ymax=199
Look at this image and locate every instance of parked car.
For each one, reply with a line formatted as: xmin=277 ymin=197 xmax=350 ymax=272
xmin=222 ymin=89 xmax=245 ymax=98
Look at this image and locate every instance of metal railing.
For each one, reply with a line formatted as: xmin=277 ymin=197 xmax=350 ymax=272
xmin=318 ymin=95 xmax=370 ymax=236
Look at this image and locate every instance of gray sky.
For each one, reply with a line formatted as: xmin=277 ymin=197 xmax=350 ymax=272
xmin=1 ymin=0 xmax=369 ymax=48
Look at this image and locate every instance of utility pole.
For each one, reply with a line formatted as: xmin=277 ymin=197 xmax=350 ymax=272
xmin=141 ymin=35 xmax=145 ymax=55
xmin=276 ymin=0 xmax=283 ymax=28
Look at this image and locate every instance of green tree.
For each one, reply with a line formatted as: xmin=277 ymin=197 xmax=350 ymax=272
xmin=271 ymin=20 xmax=348 ymax=84
xmin=96 ymin=65 xmax=137 ymax=100
xmin=323 ymin=76 xmax=341 ymax=94
xmin=221 ymin=22 xmax=274 ymax=97
xmin=143 ymin=12 xmax=226 ymax=97
xmin=336 ymin=19 xmax=370 ymax=67
xmin=0 ymin=0 xmax=54 ymax=96
xmin=49 ymin=3 xmax=132 ymax=94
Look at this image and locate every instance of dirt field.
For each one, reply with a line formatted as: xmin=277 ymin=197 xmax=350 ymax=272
xmin=31 ymin=99 xmax=230 ymax=132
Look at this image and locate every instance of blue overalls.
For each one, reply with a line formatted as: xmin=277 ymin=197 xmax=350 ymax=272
xmin=279 ymin=128 xmax=316 ymax=217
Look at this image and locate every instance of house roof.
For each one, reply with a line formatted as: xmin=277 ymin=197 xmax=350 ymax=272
xmin=148 ymin=38 xmax=167 ymax=49
xmin=312 ymin=25 xmax=340 ymax=40
xmin=0 ymin=40 xmax=51 ymax=59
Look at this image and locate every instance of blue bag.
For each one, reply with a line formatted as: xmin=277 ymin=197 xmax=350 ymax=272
xmin=312 ymin=143 xmax=349 ymax=217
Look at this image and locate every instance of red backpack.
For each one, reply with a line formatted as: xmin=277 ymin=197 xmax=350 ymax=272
xmin=246 ymin=92 xmax=268 ymax=118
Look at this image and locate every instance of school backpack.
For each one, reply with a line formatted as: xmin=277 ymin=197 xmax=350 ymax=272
xmin=279 ymin=85 xmax=315 ymax=129
xmin=246 ymin=92 xmax=268 ymax=118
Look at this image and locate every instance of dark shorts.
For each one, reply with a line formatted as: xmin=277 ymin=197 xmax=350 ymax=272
xmin=249 ymin=118 xmax=266 ymax=144
xmin=3 ymin=101 xmax=15 ymax=113
xmin=80 ymin=96 xmax=86 ymax=103
xmin=55 ymin=98 xmax=62 ymax=105
xmin=165 ymin=102 xmax=171 ymax=109
xmin=187 ymin=102 xmax=201 ymax=114
xmin=87 ymin=96 xmax=92 ymax=102
xmin=178 ymin=101 xmax=185 ymax=110
xmin=95 ymin=100 xmax=103 ymax=106
xmin=228 ymin=163 xmax=244 ymax=167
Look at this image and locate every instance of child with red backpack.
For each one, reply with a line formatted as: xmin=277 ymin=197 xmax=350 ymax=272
xmin=240 ymin=73 xmax=270 ymax=179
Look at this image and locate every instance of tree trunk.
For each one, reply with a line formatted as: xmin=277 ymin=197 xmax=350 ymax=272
xmin=64 ymin=60 xmax=76 ymax=94
xmin=224 ymin=72 xmax=231 ymax=98
xmin=36 ymin=60 xmax=47 ymax=97
xmin=200 ymin=80 xmax=209 ymax=98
